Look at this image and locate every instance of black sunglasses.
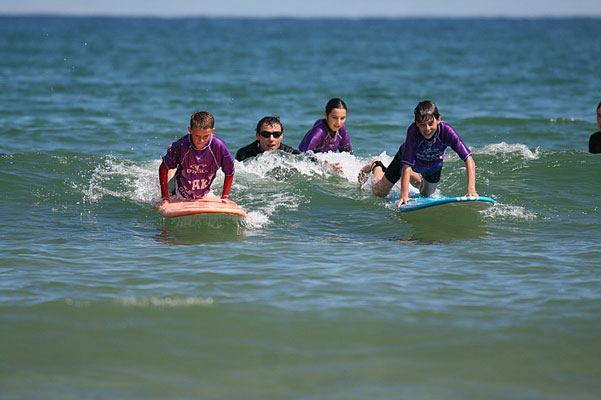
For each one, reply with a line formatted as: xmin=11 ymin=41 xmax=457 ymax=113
xmin=259 ymin=131 xmax=282 ymax=138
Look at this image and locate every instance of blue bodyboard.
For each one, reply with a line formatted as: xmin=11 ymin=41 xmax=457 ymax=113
xmin=397 ymin=195 xmax=495 ymax=213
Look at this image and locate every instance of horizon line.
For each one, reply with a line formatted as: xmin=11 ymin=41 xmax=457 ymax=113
xmin=2 ymin=12 xmax=601 ymax=19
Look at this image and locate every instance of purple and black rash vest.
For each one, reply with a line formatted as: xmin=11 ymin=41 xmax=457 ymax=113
xmin=162 ymin=134 xmax=234 ymax=200
xmin=298 ymin=119 xmax=351 ymax=153
xmin=384 ymin=121 xmax=472 ymax=184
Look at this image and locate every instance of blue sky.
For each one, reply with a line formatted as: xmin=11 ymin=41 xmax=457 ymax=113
xmin=1 ymin=0 xmax=601 ymax=17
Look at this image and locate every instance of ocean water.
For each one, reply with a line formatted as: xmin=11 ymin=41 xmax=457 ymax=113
xmin=1 ymin=16 xmax=600 ymax=399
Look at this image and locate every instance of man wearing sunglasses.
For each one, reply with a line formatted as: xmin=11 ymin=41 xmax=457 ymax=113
xmin=235 ymin=116 xmax=301 ymax=161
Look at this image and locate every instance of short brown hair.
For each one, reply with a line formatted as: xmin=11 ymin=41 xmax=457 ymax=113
xmin=414 ymin=100 xmax=440 ymax=123
xmin=190 ymin=111 xmax=215 ymax=129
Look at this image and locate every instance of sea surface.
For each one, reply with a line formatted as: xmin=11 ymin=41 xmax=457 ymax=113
xmin=1 ymin=16 xmax=600 ymax=399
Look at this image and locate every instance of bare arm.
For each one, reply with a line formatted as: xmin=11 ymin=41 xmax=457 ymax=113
xmin=464 ymin=156 xmax=478 ymax=197
xmin=398 ymin=164 xmax=415 ymax=205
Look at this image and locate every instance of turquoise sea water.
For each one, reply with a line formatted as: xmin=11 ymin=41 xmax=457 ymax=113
xmin=1 ymin=16 xmax=601 ymax=399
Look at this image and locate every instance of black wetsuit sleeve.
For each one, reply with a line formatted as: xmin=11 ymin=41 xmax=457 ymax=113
xmin=235 ymin=141 xmax=261 ymax=161
xmin=383 ymin=145 xmax=403 ymax=184
xmin=235 ymin=148 xmax=248 ymax=161
xmin=589 ymin=131 xmax=601 ymax=153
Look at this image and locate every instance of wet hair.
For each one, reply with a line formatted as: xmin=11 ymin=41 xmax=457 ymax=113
xmin=190 ymin=111 xmax=215 ymax=129
xmin=414 ymin=100 xmax=440 ymax=123
xmin=325 ymin=98 xmax=347 ymax=115
xmin=597 ymin=101 xmax=601 ymax=112
xmin=256 ymin=116 xmax=283 ymax=135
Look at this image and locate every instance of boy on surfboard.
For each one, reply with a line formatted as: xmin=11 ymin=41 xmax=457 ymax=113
xmin=159 ymin=111 xmax=235 ymax=204
xmin=358 ymin=100 xmax=478 ymax=207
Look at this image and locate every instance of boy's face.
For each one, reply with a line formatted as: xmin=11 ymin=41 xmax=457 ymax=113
xmin=416 ymin=116 xmax=441 ymax=140
xmin=256 ymin=122 xmax=283 ymax=152
xmin=324 ymin=108 xmax=347 ymax=132
xmin=597 ymin=107 xmax=601 ymax=131
xmin=188 ymin=126 xmax=215 ymax=149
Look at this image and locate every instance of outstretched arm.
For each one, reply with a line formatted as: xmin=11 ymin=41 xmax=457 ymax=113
xmin=398 ymin=164 xmax=415 ymax=205
xmin=465 ymin=156 xmax=478 ymax=197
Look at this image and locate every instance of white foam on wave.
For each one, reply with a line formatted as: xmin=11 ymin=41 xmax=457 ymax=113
xmin=82 ymin=150 xmax=378 ymax=210
xmin=243 ymin=210 xmax=270 ymax=230
xmin=233 ymin=150 xmax=371 ymax=230
xmin=236 ymin=149 xmax=382 ymax=185
xmin=117 ymin=296 xmax=215 ymax=308
xmin=81 ymin=155 xmax=120 ymax=203
xmin=481 ymin=203 xmax=538 ymax=221
xmin=237 ymin=188 xmax=300 ymax=231
xmin=82 ymin=154 xmax=160 ymax=204
xmin=64 ymin=296 xmax=215 ymax=308
xmin=478 ymin=142 xmax=540 ymax=160
xmin=79 ymin=153 xmax=304 ymax=232
xmin=83 ymin=149 xmax=534 ymax=232
xmin=307 ymin=150 xmax=374 ymax=183
xmin=235 ymin=150 xmax=323 ymax=179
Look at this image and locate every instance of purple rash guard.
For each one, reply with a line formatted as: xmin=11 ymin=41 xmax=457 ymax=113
xmin=298 ymin=119 xmax=351 ymax=153
xmin=402 ymin=121 xmax=471 ymax=173
xmin=384 ymin=121 xmax=472 ymax=184
xmin=162 ymin=134 xmax=234 ymax=200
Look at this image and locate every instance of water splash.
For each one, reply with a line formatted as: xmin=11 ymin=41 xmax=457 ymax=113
xmin=479 ymin=142 xmax=540 ymax=160
xmin=482 ymin=203 xmax=538 ymax=221
xmin=82 ymin=154 xmax=159 ymax=204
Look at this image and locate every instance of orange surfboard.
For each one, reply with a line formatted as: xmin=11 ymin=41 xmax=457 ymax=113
xmin=156 ymin=198 xmax=246 ymax=218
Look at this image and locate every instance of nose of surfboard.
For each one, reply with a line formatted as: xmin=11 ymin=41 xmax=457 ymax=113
xmin=397 ymin=195 xmax=495 ymax=213
xmin=156 ymin=199 xmax=247 ymax=218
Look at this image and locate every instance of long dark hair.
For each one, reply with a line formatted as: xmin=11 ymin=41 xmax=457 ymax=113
xmin=325 ymin=98 xmax=347 ymax=115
